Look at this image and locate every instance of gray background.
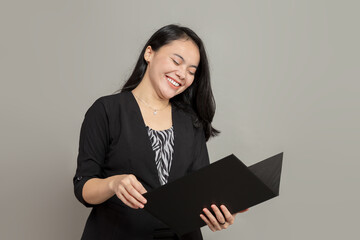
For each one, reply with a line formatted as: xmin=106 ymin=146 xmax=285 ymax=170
xmin=1 ymin=0 xmax=359 ymax=239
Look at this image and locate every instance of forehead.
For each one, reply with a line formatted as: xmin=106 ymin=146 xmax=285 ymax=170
xmin=159 ymin=39 xmax=200 ymax=64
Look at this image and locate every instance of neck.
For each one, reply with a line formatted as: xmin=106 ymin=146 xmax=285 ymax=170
xmin=131 ymin=76 xmax=169 ymax=108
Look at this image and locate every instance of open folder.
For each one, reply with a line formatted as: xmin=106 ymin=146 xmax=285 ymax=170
xmin=143 ymin=152 xmax=283 ymax=236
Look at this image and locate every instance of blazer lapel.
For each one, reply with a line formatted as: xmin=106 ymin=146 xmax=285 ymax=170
xmin=168 ymin=105 xmax=193 ymax=183
xmin=126 ymin=91 xmax=160 ymax=187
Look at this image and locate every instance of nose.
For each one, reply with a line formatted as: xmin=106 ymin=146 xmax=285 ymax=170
xmin=175 ymin=68 xmax=186 ymax=80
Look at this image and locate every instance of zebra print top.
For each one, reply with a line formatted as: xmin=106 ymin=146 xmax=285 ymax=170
xmin=146 ymin=125 xmax=174 ymax=186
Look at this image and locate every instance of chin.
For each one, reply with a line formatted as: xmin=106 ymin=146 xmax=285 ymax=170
xmin=161 ymin=89 xmax=181 ymax=100
xmin=162 ymin=92 xmax=177 ymax=100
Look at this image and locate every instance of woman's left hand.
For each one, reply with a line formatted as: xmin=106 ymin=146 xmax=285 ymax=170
xmin=200 ymin=204 xmax=248 ymax=232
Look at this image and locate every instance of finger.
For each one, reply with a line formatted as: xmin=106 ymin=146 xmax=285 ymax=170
xmin=115 ymin=186 xmax=139 ymax=209
xmin=116 ymin=192 xmax=138 ymax=209
xmin=119 ymin=185 xmax=144 ymax=208
xmin=122 ymin=187 xmax=144 ymax=208
xmin=211 ymin=204 xmax=226 ymax=226
xmin=125 ymin=183 xmax=147 ymax=205
xmin=200 ymin=214 xmax=216 ymax=232
xmin=220 ymin=205 xmax=235 ymax=225
xmin=132 ymin=178 xmax=148 ymax=195
xmin=203 ymin=208 xmax=222 ymax=231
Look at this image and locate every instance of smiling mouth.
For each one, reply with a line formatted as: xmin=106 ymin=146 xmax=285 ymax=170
xmin=166 ymin=76 xmax=181 ymax=87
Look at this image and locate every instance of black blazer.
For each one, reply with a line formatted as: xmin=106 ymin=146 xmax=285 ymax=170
xmin=73 ymin=91 xmax=210 ymax=240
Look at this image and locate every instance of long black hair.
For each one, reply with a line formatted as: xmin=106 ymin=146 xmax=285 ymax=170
xmin=115 ymin=24 xmax=219 ymax=141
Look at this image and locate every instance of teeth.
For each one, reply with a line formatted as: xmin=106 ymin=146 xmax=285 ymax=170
xmin=167 ymin=77 xmax=180 ymax=87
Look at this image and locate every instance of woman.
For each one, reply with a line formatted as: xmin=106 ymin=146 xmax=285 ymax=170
xmin=73 ymin=24 xmax=245 ymax=240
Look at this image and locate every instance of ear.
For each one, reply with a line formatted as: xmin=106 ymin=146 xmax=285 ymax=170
xmin=144 ymin=46 xmax=153 ymax=63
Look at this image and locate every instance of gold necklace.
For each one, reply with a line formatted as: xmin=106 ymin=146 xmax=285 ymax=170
xmin=133 ymin=93 xmax=170 ymax=115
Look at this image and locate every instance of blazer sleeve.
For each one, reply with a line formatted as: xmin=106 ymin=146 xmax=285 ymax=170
xmin=73 ymin=98 xmax=110 ymax=207
xmin=189 ymin=126 xmax=210 ymax=173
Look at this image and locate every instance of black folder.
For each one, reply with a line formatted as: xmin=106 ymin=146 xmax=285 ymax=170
xmin=143 ymin=152 xmax=283 ymax=236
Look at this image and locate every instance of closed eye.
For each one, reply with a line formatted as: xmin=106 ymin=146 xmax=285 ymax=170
xmin=172 ymin=59 xmax=179 ymax=65
xmin=172 ymin=58 xmax=195 ymax=75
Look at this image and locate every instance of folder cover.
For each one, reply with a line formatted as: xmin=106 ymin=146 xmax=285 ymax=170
xmin=143 ymin=152 xmax=283 ymax=236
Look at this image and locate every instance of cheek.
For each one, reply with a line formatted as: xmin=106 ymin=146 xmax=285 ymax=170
xmin=156 ymin=58 xmax=172 ymax=72
xmin=185 ymin=78 xmax=195 ymax=88
xmin=148 ymin=63 xmax=165 ymax=82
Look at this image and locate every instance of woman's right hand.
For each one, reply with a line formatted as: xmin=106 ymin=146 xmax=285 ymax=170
xmin=109 ymin=174 xmax=148 ymax=209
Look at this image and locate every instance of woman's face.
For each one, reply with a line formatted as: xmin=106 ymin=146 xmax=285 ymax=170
xmin=144 ymin=39 xmax=200 ymax=100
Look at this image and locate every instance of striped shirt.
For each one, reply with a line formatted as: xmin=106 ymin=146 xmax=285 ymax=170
xmin=146 ymin=125 xmax=174 ymax=185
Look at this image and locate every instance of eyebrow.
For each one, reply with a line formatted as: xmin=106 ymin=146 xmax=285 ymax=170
xmin=173 ymin=54 xmax=198 ymax=69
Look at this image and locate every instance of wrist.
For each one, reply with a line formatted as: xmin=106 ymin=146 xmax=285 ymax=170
xmin=107 ymin=175 xmax=117 ymax=193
